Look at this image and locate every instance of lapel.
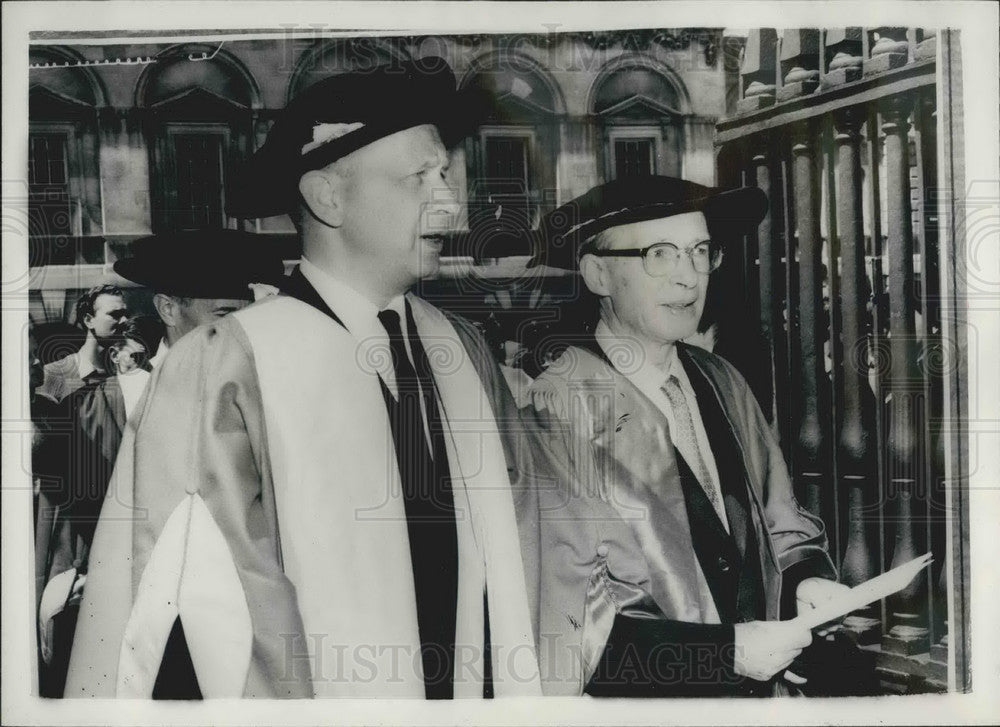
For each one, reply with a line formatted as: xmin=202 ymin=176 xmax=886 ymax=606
xmin=677 ymin=345 xmax=767 ymax=621
xmin=583 ymin=336 xmax=738 ymax=538
xmin=677 ymin=346 xmax=752 ymax=559
xmin=580 ymin=335 xmax=765 ymax=621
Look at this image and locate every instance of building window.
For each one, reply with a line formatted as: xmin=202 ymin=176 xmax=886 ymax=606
xmin=613 ymin=137 xmax=656 ymax=179
xmin=592 ymin=61 xmax=688 ymax=182
xmin=28 ymin=132 xmax=73 ymax=238
xmin=140 ymin=46 xmax=258 ymax=232
xmin=481 ymin=131 xmax=532 ymax=224
xmin=152 ymin=123 xmax=232 ymax=232
xmin=461 ymin=57 xmax=561 ymax=256
xmin=172 ymin=132 xmax=226 ymax=230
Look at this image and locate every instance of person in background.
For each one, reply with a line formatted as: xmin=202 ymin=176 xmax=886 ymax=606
xmin=113 ymin=229 xmax=287 ymax=369
xmin=37 ymin=284 xmax=130 ymax=403
xmin=105 ymin=320 xmax=152 ymax=419
xmin=520 ymin=176 xmax=850 ymax=697
xmin=35 ymin=232 xmax=285 ymax=697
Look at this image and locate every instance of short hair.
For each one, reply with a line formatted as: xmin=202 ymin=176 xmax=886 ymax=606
xmin=75 ymin=284 xmax=126 ymax=327
xmin=578 ymin=229 xmax=613 ymax=261
xmin=103 ymin=319 xmax=149 ymax=371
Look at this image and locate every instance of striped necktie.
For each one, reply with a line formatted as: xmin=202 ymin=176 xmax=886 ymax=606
xmin=662 ymin=374 xmax=727 ymax=527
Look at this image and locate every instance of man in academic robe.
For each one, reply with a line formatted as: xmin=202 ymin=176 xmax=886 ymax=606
xmin=36 ymin=233 xmax=286 ymax=697
xmin=520 ymin=177 xmax=849 ymax=697
xmin=66 ymin=58 xmax=541 ymax=699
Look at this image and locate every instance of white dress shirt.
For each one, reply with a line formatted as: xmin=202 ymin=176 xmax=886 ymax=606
xmin=147 ymin=337 xmax=170 ymax=370
xmin=595 ymin=320 xmax=729 ymax=532
xmin=117 ymin=368 xmax=151 ymax=419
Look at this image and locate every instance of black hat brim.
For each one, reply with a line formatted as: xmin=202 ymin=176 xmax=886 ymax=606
xmin=113 ymin=230 xmax=286 ymax=299
xmin=227 ymin=59 xmax=489 ymax=220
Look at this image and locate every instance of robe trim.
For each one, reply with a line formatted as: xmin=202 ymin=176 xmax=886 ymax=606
xmin=117 ymin=494 xmax=253 ymax=697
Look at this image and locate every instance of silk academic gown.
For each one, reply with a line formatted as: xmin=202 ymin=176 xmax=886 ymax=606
xmin=520 ymin=340 xmax=836 ymax=697
xmin=65 ymin=285 xmax=541 ymax=699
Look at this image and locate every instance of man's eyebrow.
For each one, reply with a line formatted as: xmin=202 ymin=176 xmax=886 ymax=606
xmin=416 ymin=153 xmax=447 ymax=168
xmin=650 ymin=238 xmax=713 ymax=247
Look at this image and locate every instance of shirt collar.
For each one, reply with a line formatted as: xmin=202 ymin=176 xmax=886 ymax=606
xmin=148 ymin=337 xmax=170 ymax=369
xmin=299 ymin=257 xmax=407 ymax=336
xmin=594 ymin=319 xmax=694 ymax=394
xmin=76 ymin=352 xmax=99 ymax=380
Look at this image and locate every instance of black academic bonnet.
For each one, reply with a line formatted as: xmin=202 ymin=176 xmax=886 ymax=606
xmin=114 ymin=229 xmax=286 ymax=299
xmin=530 ymin=176 xmax=769 ymax=270
xmin=228 ymin=56 xmax=487 ymax=219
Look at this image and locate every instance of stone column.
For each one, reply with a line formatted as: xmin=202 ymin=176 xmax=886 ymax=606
xmin=790 ymin=120 xmax=829 ymax=517
xmin=881 ymin=95 xmax=930 ymax=653
xmin=834 ymin=107 xmax=880 ymax=591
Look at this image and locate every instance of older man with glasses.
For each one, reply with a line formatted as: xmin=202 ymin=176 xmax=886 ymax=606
xmin=521 ymin=176 xmax=848 ymax=697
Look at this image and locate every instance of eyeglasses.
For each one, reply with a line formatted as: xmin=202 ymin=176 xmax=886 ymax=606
xmin=585 ymin=240 xmax=723 ymax=276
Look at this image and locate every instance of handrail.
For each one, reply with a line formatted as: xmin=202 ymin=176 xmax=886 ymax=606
xmin=717 ymin=59 xmax=935 ymax=144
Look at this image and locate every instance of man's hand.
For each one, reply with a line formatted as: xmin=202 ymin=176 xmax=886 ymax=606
xmin=796 ymin=577 xmax=852 ymax=634
xmin=796 ymin=576 xmax=851 ymax=614
xmin=733 ymin=620 xmax=813 ymax=681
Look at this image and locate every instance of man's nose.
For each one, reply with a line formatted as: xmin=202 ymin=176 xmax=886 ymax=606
xmin=668 ymin=253 xmax=700 ymax=287
xmin=424 ymin=185 xmax=462 ymax=233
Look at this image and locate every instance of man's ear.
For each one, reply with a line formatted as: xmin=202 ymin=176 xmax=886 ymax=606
xmin=298 ymin=169 xmax=345 ymax=229
xmin=152 ymin=293 xmax=180 ymax=330
xmin=579 ymin=253 xmax=611 ymax=297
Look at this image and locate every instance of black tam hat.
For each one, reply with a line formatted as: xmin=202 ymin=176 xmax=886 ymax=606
xmin=228 ymin=56 xmax=487 ymax=219
xmin=531 ymin=176 xmax=769 ymax=270
xmin=113 ymin=229 xmax=286 ymax=299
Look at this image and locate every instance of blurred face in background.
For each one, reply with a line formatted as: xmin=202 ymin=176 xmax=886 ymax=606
xmin=174 ymin=298 xmax=249 ymax=338
xmin=110 ymin=338 xmax=148 ymax=375
xmin=84 ymin=294 xmax=129 ymax=344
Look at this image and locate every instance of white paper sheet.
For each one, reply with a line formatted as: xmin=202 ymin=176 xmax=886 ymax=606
xmin=792 ymin=553 xmax=934 ymax=629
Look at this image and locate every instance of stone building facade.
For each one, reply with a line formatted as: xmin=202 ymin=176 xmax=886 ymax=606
xmin=26 ymin=29 xmax=740 ymax=323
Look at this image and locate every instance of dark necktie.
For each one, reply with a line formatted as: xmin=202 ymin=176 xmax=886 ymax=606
xmin=378 ymin=304 xmax=458 ymax=699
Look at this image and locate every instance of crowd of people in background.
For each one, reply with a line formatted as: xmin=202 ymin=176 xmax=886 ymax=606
xmin=29 ymin=230 xmax=286 ymax=696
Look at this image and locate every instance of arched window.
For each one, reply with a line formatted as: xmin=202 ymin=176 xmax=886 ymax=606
xmin=461 ymin=53 xmax=563 ymax=257
xmin=136 ymin=44 xmax=260 ymax=232
xmin=286 ymin=38 xmax=408 ymax=103
xmin=590 ymin=57 xmax=689 ymax=181
xmin=28 ymin=47 xmax=105 ymax=265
